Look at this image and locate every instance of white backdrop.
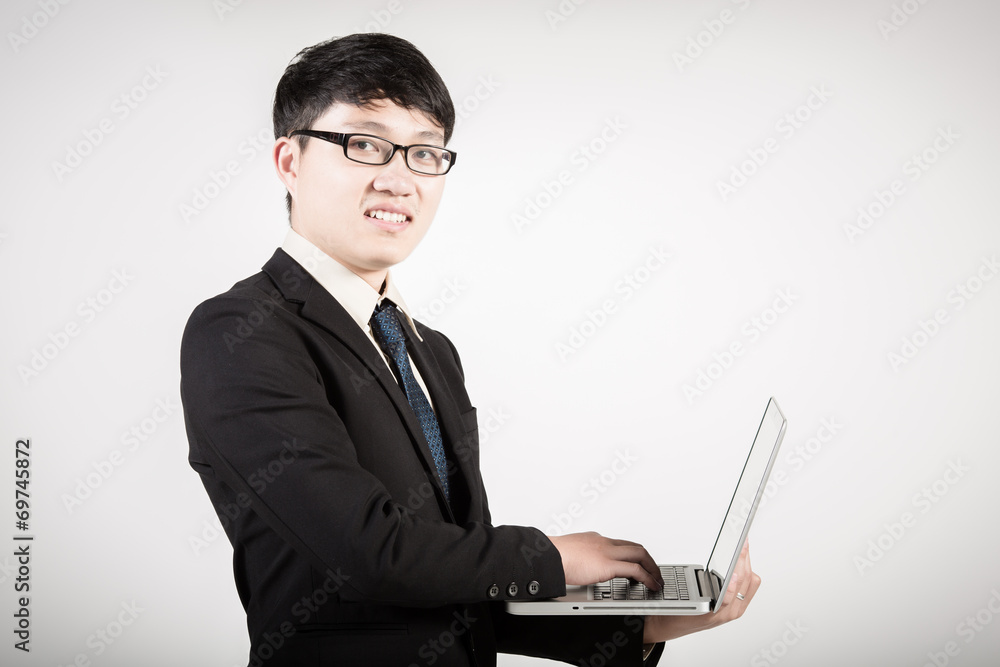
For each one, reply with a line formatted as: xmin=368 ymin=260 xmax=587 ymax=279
xmin=3 ymin=0 xmax=1000 ymax=665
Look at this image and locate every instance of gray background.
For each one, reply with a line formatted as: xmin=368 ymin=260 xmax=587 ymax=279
xmin=2 ymin=0 xmax=999 ymax=665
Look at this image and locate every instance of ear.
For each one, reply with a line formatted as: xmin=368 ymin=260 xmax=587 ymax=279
xmin=273 ymin=136 xmax=299 ymax=203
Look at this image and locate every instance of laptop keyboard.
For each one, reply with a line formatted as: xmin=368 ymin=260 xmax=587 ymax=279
xmin=591 ymin=566 xmax=690 ymax=601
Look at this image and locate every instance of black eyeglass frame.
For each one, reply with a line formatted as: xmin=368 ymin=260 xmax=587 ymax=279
xmin=288 ymin=130 xmax=457 ymax=175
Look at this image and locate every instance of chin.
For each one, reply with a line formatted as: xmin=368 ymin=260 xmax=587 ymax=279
xmin=376 ymin=252 xmax=413 ymax=269
xmin=368 ymin=242 xmax=418 ymax=264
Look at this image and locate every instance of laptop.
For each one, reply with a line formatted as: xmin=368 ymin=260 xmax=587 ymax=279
xmin=506 ymin=397 xmax=786 ymax=615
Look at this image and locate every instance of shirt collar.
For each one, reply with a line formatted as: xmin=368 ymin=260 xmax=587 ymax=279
xmin=280 ymin=228 xmax=423 ymax=341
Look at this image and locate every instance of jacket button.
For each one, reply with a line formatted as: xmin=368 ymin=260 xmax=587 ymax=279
xmin=507 ymin=582 xmax=518 ymax=597
xmin=488 ymin=584 xmax=500 ymax=598
xmin=528 ymin=580 xmax=540 ymax=595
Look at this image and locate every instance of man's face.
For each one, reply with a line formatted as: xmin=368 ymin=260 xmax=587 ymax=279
xmin=278 ymin=100 xmax=448 ymax=286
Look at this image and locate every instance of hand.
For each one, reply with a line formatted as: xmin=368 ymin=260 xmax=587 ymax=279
xmin=548 ymin=531 xmax=664 ymax=591
xmin=643 ymin=539 xmax=761 ymax=643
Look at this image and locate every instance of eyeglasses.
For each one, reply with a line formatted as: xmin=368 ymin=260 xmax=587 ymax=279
xmin=288 ymin=130 xmax=457 ymax=175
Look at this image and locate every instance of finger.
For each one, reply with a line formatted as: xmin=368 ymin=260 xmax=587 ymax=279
xmin=616 ymin=560 xmax=662 ymax=590
xmin=600 ymin=545 xmax=661 ymax=589
xmin=733 ymin=575 xmax=759 ymax=611
xmin=731 ymin=539 xmax=750 ymax=579
xmin=740 ymin=541 xmax=753 ymax=587
xmin=723 ymin=563 xmax=749 ymax=603
xmin=727 ymin=568 xmax=739 ymax=591
xmin=737 ymin=574 xmax=752 ymax=604
xmin=612 ymin=545 xmax=663 ymax=588
xmin=733 ymin=573 xmax=750 ymax=603
xmin=746 ymin=571 xmax=761 ymax=599
xmin=735 ymin=563 xmax=759 ymax=608
xmin=735 ymin=547 xmax=751 ymax=584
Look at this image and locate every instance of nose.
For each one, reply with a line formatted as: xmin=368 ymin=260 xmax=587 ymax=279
xmin=372 ymin=150 xmax=416 ymax=196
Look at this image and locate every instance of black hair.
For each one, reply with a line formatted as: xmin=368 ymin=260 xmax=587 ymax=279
xmin=272 ymin=33 xmax=455 ymax=212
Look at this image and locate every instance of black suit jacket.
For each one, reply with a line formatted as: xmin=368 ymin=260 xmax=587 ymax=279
xmin=180 ymin=249 xmax=662 ymax=666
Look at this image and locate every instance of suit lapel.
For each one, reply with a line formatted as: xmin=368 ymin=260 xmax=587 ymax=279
xmin=262 ymin=250 xmax=457 ymax=519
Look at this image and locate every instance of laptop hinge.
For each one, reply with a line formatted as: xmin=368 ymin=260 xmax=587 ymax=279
xmin=695 ymin=569 xmax=710 ymax=598
xmin=695 ymin=569 xmax=723 ymax=610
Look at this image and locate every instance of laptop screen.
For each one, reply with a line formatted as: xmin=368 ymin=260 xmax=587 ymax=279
xmin=704 ymin=397 xmax=787 ymax=610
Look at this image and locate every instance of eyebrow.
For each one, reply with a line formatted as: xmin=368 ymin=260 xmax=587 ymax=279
xmin=342 ymin=120 xmax=444 ymax=144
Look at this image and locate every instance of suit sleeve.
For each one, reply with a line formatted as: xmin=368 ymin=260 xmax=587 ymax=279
xmin=180 ymin=292 xmax=566 ymax=607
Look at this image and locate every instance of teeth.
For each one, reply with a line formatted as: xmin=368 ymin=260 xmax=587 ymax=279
xmin=368 ymin=210 xmax=407 ymax=223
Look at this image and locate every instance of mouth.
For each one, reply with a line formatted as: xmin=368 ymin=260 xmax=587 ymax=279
xmin=365 ymin=208 xmax=411 ymax=225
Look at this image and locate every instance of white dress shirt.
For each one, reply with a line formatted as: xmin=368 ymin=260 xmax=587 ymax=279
xmin=280 ymin=228 xmax=435 ymax=406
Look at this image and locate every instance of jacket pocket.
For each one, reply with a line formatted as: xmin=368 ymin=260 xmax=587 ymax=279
xmin=459 ymin=407 xmax=478 ymax=434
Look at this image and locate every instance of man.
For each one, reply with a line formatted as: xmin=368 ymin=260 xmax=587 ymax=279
xmin=180 ymin=33 xmax=760 ymax=666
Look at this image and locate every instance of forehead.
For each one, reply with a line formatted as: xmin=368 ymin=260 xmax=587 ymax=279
xmin=314 ymin=100 xmax=444 ymax=144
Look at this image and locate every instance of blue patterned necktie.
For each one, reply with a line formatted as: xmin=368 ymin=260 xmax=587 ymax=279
xmin=370 ymin=301 xmax=451 ymax=504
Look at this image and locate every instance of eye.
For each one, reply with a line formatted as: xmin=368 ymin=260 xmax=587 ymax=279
xmin=411 ymin=147 xmax=443 ymax=165
xmin=349 ymin=138 xmax=381 ymax=153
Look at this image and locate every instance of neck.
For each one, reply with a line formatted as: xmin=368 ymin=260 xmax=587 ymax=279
xmin=350 ymin=265 xmax=388 ymax=293
xmin=287 ymin=222 xmax=389 ymax=292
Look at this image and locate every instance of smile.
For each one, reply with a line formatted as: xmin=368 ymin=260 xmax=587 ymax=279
xmin=365 ymin=209 xmax=410 ymax=224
